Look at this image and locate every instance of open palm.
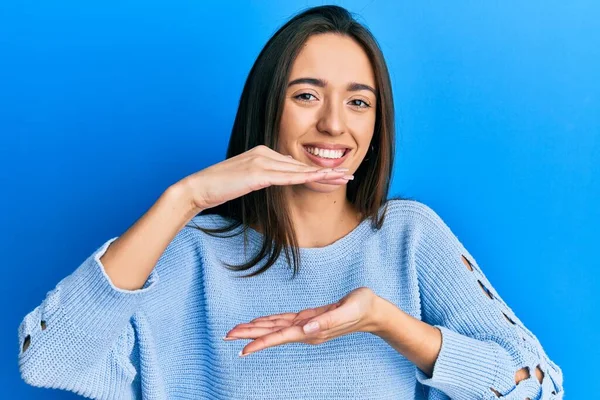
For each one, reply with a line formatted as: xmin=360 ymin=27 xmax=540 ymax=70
xmin=223 ymin=287 xmax=379 ymax=357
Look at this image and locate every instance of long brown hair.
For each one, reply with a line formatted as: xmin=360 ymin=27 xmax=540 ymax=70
xmin=189 ymin=5 xmax=402 ymax=279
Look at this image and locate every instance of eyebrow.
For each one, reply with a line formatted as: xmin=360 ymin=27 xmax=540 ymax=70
xmin=287 ymin=77 xmax=377 ymax=96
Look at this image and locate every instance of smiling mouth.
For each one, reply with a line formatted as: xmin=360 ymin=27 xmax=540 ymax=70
xmin=302 ymin=145 xmax=351 ymax=159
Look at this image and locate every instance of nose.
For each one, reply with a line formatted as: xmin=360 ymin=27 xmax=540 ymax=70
xmin=316 ymin=97 xmax=346 ymax=136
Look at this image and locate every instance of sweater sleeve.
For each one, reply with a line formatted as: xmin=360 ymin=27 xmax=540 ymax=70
xmin=17 ymin=237 xmax=159 ymax=399
xmin=411 ymin=203 xmax=564 ymax=400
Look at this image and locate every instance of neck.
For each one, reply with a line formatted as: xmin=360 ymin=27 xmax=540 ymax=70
xmin=252 ymin=185 xmax=362 ymax=248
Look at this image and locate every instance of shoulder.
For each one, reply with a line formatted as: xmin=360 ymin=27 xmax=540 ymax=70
xmin=387 ymin=199 xmax=478 ymax=271
xmin=154 ymin=214 xmax=227 ymax=269
xmin=383 ymin=198 xmax=467 ymax=256
xmin=383 ymin=198 xmax=449 ymax=231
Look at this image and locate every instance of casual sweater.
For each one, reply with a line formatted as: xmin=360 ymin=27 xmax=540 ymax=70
xmin=17 ymin=199 xmax=564 ymax=399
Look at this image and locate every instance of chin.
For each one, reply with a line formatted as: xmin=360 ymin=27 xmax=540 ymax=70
xmin=302 ymin=180 xmax=347 ymax=193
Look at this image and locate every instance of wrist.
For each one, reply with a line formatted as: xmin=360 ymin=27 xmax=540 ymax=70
xmin=164 ymin=181 xmax=203 ymax=224
xmin=368 ymin=294 xmax=399 ymax=337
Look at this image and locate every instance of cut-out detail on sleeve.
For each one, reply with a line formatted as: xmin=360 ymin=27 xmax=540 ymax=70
xmin=462 ymin=250 xmax=559 ymax=398
xmin=477 ymin=280 xmax=495 ymax=300
xmin=22 ymin=321 xmax=48 ymax=353
xmin=515 ymin=366 xmax=531 ymax=383
xmin=535 ymin=365 xmax=545 ymax=384
xmin=462 ymin=254 xmax=496 ymax=302
xmin=17 ymin=237 xmax=162 ymax=396
xmin=412 ymin=202 xmax=564 ymax=399
xmin=490 ymin=365 xmax=546 ymax=397
xmin=461 ymin=255 xmax=474 ymax=271
xmin=22 ymin=335 xmax=31 ymax=353
xmin=502 ymin=312 xmax=516 ymax=325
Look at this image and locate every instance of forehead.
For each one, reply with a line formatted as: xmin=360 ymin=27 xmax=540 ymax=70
xmin=289 ymin=33 xmax=375 ymax=88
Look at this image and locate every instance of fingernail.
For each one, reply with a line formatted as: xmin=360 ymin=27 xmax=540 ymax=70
xmin=319 ymin=168 xmax=333 ymax=172
xmin=303 ymin=321 xmax=320 ymax=333
xmin=342 ymin=175 xmax=354 ymax=180
xmin=222 ymin=336 xmax=238 ymax=341
xmin=239 ymin=350 xmax=251 ymax=357
xmin=333 ymin=168 xmax=350 ymax=172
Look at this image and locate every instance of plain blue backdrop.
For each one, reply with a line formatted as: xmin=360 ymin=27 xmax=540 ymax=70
xmin=2 ymin=1 xmax=597 ymax=398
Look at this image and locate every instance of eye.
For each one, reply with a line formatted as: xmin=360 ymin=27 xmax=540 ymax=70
xmin=294 ymin=93 xmax=317 ymax=102
xmin=349 ymin=99 xmax=371 ymax=108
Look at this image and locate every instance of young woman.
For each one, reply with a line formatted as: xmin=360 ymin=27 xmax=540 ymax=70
xmin=18 ymin=5 xmax=563 ymax=399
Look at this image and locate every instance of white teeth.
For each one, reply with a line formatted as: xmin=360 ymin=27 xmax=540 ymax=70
xmin=305 ymin=146 xmax=346 ymax=159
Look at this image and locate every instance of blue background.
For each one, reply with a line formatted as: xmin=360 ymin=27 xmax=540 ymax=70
xmin=2 ymin=1 xmax=597 ymax=398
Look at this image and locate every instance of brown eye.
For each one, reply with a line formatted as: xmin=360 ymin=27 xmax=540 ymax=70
xmin=294 ymin=93 xmax=317 ymax=102
xmin=350 ymin=99 xmax=370 ymax=108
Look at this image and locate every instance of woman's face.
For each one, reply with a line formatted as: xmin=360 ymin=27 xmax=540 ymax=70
xmin=278 ymin=33 xmax=377 ymax=192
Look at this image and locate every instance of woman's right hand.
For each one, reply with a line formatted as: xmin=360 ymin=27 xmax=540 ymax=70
xmin=179 ymin=145 xmax=353 ymax=211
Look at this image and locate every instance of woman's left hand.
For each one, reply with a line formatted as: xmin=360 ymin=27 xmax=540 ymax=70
xmin=223 ymin=287 xmax=383 ymax=357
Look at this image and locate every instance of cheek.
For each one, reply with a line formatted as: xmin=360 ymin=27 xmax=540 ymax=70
xmin=349 ymin=109 xmax=376 ymax=129
xmin=279 ymin=102 xmax=315 ymax=139
xmin=349 ymin=113 xmax=376 ymax=143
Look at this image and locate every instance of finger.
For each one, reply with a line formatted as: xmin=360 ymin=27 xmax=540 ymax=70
xmin=291 ymin=317 xmax=311 ymax=326
xmin=250 ymin=313 xmax=297 ymax=323
xmin=263 ymin=159 xmax=325 ymax=173
xmin=226 ymin=325 xmax=289 ymax=340
xmin=263 ymin=157 xmax=352 ymax=176
xmin=240 ymin=325 xmax=306 ymax=356
xmin=248 ymin=303 xmax=336 ymax=325
xmin=266 ymin=170 xmax=349 ymax=187
xmin=233 ymin=319 xmax=293 ymax=329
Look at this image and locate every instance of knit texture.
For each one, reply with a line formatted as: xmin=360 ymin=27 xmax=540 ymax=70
xmin=17 ymin=199 xmax=563 ymax=399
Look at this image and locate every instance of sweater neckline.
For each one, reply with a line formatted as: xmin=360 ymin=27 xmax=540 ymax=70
xmin=241 ymin=215 xmax=376 ymax=262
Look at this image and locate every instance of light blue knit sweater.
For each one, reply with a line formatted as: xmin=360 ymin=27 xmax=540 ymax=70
xmin=18 ymin=199 xmax=563 ymax=399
